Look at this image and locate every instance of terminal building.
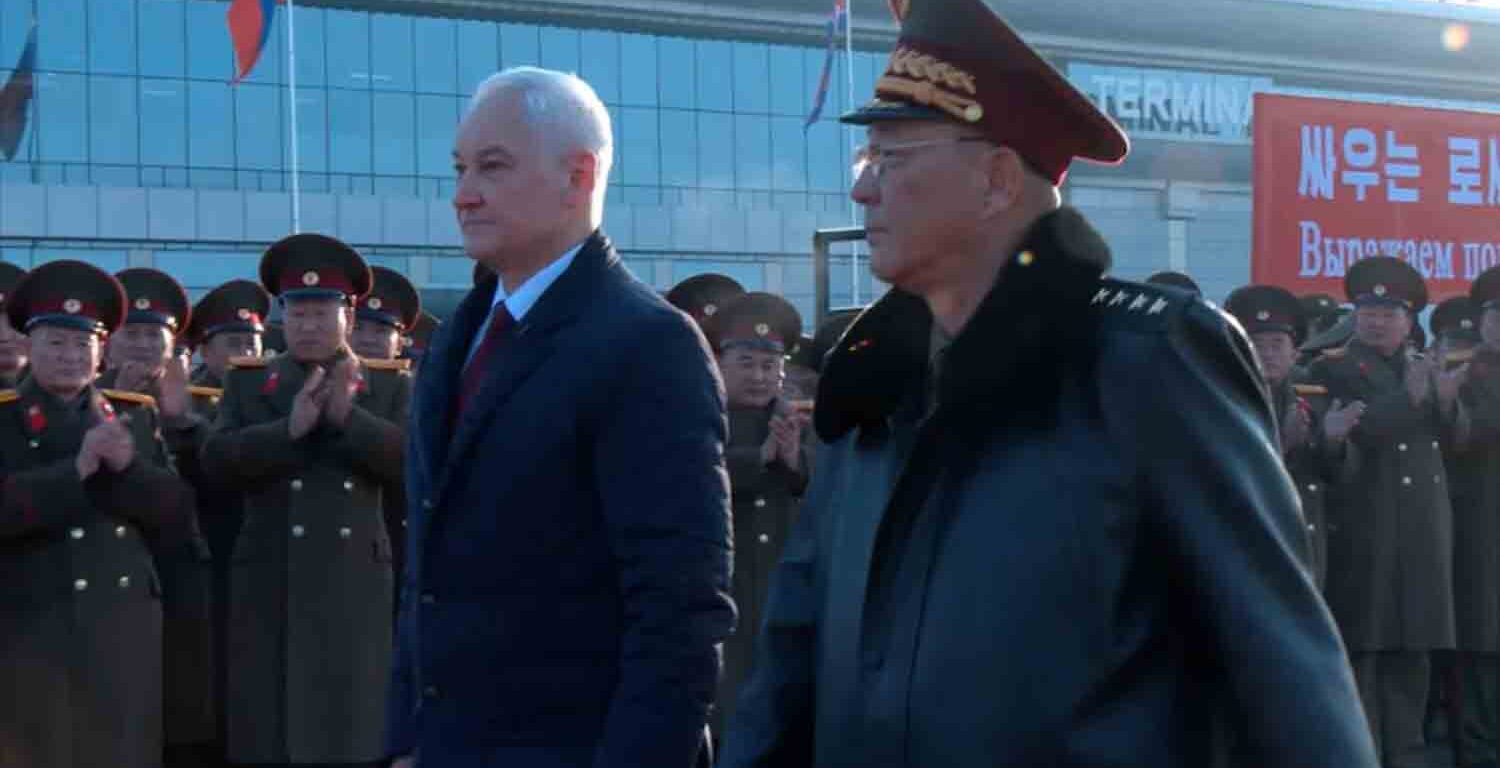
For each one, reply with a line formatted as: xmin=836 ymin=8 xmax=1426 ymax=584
xmin=1 ymin=0 xmax=1499 ymax=321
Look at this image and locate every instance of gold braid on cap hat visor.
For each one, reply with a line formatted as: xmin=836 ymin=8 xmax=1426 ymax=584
xmin=876 ymin=47 xmax=984 ymax=123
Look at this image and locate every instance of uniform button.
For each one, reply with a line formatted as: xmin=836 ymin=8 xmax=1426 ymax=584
xmin=754 ymin=498 xmax=767 ymax=509
xmin=1433 ymin=441 xmax=1441 ymax=449
xmin=117 ymin=576 xmax=131 ymax=589
xmin=423 ymin=685 xmax=440 ymax=699
xmin=291 ymin=524 xmax=306 ymax=538
xmin=290 ymin=479 xmax=303 ymax=491
xmin=68 ymin=527 xmax=84 ymax=540
xmin=343 ymin=479 xmax=354 ymax=492
xmin=339 ymin=527 xmax=352 ymax=539
xmin=73 ymin=578 xmax=88 ymax=592
xmin=1398 ymin=443 xmax=1408 ymax=452
xmin=420 ymin=593 xmax=436 ymax=605
xmin=758 ymin=534 xmax=771 ymax=544
xmin=1435 ymin=475 xmax=1443 ymax=483
xmin=114 ymin=525 xmax=127 ymax=538
xmin=1402 ymin=476 xmax=1413 ymax=486
xmin=26 ymin=439 xmax=38 ymax=449
xmin=1307 ymin=523 xmax=1317 ymax=532
xmin=422 ymin=499 xmax=434 ymax=511
xmin=1307 ymin=484 xmax=1319 ymax=493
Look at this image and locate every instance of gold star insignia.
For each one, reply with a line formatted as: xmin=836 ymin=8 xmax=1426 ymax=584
xmin=302 ymin=271 xmax=321 ymax=287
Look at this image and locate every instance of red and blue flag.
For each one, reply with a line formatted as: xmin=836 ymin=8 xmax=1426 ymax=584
xmin=227 ymin=0 xmax=284 ymax=83
xmin=0 ymin=23 xmax=37 ymax=161
xmin=805 ymin=0 xmax=848 ymax=129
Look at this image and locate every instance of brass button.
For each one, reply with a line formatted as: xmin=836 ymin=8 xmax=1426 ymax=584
xmin=339 ymin=527 xmax=352 ymax=539
xmin=73 ymin=578 xmax=88 ymax=592
xmin=69 ymin=527 xmax=84 ymax=540
xmin=117 ymin=576 xmax=131 ymax=589
xmin=758 ymin=534 xmax=770 ymax=544
xmin=1398 ymin=443 xmax=1408 ymax=452
xmin=26 ymin=439 xmax=38 ymax=449
xmin=115 ymin=525 xmax=127 ymax=538
xmin=1433 ymin=441 xmax=1441 ymax=449
xmin=1435 ymin=475 xmax=1443 ymax=483
xmin=1402 ymin=476 xmax=1413 ymax=486
xmin=754 ymin=498 xmax=767 ymax=509
xmin=343 ymin=479 xmax=354 ymax=492
xmin=291 ymin=525 xmax=306 ymax=538
xmin=1307 ymin=484 xmax=1319 ymax=493
xmin=422 ymin=499 xmax=434 ymax=510
xmin=290 ymin=479 xmax=303 ymax=491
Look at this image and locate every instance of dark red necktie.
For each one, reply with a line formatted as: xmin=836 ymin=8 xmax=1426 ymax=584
xmin=455 ymin=302 xmax=514 ymax=418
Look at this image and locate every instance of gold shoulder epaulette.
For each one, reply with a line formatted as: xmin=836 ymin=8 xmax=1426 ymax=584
xmin=1320 ymin=348 xmax=1348 ymax=360
xmin=1293 ymin=384 xmax=1328 ymax=396
xmin=1446 ymin=349 xmax=1477 ymax=365
xmin=0 ymin=390 xmax=19 ymax=405
xmin=188 ymin=385 xmax=224 ymax=399
xmin=102 ymin=389 xmax=157 ymax=408
xmin=229 ymin=356 xmax=268 ymax=369
xmin=363 ymin=358 xmax=412 ymax=372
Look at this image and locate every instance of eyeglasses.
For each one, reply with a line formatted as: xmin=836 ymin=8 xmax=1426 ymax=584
xmin=851 ymin=136 xmax=992 ymax=181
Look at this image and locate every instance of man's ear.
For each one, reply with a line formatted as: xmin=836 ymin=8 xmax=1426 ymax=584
xmin=980 ymin=146 xmax=1029 ymax=219
xmin=564 ymin=150 xmax=600 ymax=208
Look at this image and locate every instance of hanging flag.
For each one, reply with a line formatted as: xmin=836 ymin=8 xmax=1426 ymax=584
xmin=227 ymin=0 xmax=285 ymax=83
xmin=805 ymin=0 xmax=848 ymax=129
xmin=0 ymin=24 xmax=37 ymax=161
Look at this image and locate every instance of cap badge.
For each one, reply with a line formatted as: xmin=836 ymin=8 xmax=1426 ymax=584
xmin=703 ymin=303 xmax=718 ymax=317
xmin=367 ymin=297 xmax=383 ymax=311
xmin=302 ymin=271 xmax=321 ymax=287
xmin=62 ymin=299 xmax=81 ymax=314
xmin=755 ymin=323 xmax=771 ymax=337
xmin=1256 ymin=310 xmax=1271 ymax=322
xmin=1373 ymin=284 xmax=1388 ymax=297
xmin=402 ymin=336 xmax=414 ymax=348
xmin=134 ymin=298 xmax=151 ymax=310
xmin=237 ymin=308 xmax=252 ymax=320
xmin=1463 ymin=319 xmax=1475 ymax=330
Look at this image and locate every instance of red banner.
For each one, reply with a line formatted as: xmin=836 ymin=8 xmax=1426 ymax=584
xmin=1252 ymin=93 xmax=1500 ymax=303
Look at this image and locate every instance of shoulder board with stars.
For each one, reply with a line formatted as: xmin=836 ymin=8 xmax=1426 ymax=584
xmin=0 ymin=390 xmax=18 ymax=406
xmin=1320 ymin=348 xmax=1348 ymax=360
xmin=189 ymin=385 xmax=224 ymax=399
xmin=1293 ymin=384 xmax=1329 ymax=396
xmin=1089 ymin=279 xmax=1183 ymax=327
xmin=229 ymin=356 xmax=268 ymax=369
xmin=102 ymin=389 xmax=157 ymax=408
xmin=363 ymin=358 xmax=412 ymax=372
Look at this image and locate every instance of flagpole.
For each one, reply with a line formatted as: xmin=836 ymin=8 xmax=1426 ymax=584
xmin=844 ymin=0 xmax=860 ymax=305
xmin=285 ymin=0 xmax=302 ymax=233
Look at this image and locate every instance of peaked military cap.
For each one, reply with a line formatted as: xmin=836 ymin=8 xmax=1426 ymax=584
xmin=1471 ymin=265 xmax=1500 ymax=313
xmin=1431 ymin=296 xmax=1480 ymax=343
xmin=841 ymin=0 xmax=1128 ymax=185
xmin=1345 ymin=256 xmax=1426 ymax=313
xmin=6 ymin=260 xmax=126 ymax=336
xmin=187 ymin=279 xmax=271 ymax=348
xmin=1146 ymin=271 xmax=1200 ymax=295
xmin=0 ymin=262 xmax=26 ymax=308
xmin=259 ymin=233 xmax=372 ymax=302
xmin=666 ymin=274 xmax=747 ymax=327
xmin=116 ymin=268 xmax=192 ymax=334
xmin=403 ymin=310 xmax=440 ymax=358
xmin=706 ymin=292 xmax=803 ymax=356
xmin=357 ymin=266 xmax=422 ymax=332
xmin=1226 ymin=285 xmax=1306 ymax=345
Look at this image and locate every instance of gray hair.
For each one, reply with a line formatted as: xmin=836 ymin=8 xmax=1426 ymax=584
xmin=470 ymin=67 xmax=614 ymax=217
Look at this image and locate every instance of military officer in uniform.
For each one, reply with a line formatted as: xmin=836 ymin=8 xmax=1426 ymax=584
xmin=1303 ymin=292 xmax=1345 ymax=340
xmin=200 ymin=233 xmax=410 ymax=767
xmin=1432 ymin=296 xmax=1482 ymax=364
xmin=188 ymin=280 xmax=271 ymax=392
xmin=0 ymin=260 xmax=198 ymax=768
xmin=351 ymin=266 xmax=422 ymax=363
xmin=0 ymin=262 xmax=29 ymax=389
xmin=1226 ymin=285 xmax=1333 ymax=588
xmin=667 ymin=273 xmax=746 ymax=330
xmin=702 ymin=291 xmax=810 ymax=736
xmin=1305 ymin=256 xmax=1460 ymax=767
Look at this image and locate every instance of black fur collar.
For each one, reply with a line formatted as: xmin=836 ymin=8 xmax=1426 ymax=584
xmin=815 ymin=207 xmax=1112 ymax=443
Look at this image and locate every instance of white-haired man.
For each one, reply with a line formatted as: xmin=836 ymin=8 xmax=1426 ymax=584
xmin=385 ymin=67 xmax=733 ymax=767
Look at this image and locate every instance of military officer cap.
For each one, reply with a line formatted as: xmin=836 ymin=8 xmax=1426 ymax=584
xmin=1146 ymin=271 xmax=1200 ymax=295
xmin=1431 ymin=296 xmax=1480 ymax=344
xmin=403 ymin=310 xmax=440 ymax=358
xmin=706 ymin=292 xmax=803 ymax=357
xmin=841 ymin=0 xmax=1128 ymax=185
xmin=259 ymin=233 xmax=372 ymax=303
xmin=1344 ymin=256 xmax=1427 ymax=313
xmin=6 ymin=260 xmax=126 ymax=337
xmin=666 ymin=274 xmax=747 ymax=326
xmin=115 ymin=268 xmax=192 ymax=335
xmin=1226 ymin=285 xmax=1306 ymax=345
xmin=187 ymin=279 xmax=272 ymax=349
xmin=1470 ymin=265 xmax=1500 ymax=314
xmin=1300 ymin=292 xmax=1340 ymax=321
xmin=0 ymin=262 xmax=26 ymax=308
xmin=357 ymin=267 xmax=422 ymax=332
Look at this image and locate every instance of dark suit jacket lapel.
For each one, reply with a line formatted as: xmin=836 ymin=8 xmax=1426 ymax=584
xmin=412 ymin=277 xmax=491 ymax=484
xmin=435 ymin=231 xmax=618 ymax=498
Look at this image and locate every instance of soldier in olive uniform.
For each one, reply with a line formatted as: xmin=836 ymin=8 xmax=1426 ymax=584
xmin=1305 ymin=256 xmax=1461 ymax=767
xmin=703 ymin=291 xmax=810 ymax=736
xmin=200 ymin=233 xmax=410 ymax=767
xmin=0 ymin=262 xmax=29 ymax=389
xmin=1442 ymin=270 xmax=1500 ymax=768
xmin=667 ymin=273 xmax=746 ymax=331
xmin=189 ymin=280 xmax=271 ymax=392
xmin=1432 ymin=296 xmax=1482 ymax=364
xmin=1226 ymin=285 xmax=1333 ymax=589
xmin=0 ymin=260 xmax=198 ymax=768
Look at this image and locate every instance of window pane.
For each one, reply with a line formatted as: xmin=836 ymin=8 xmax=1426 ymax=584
xmin=696 ymin=41 xmax=732 ymax=112
xmin=88 ymin=0 xmax=136 ymax=75
xmin=326 ymin=8 xmax=370 ymax=89
xmin=539 ymin=27 xmax=578 ymax=74
xmin=806 ymin=119 xmax=843 ymax=193
xmin=414 ymin=17 xmax=457 ymax=95
xmin=90 ymin=76 xmax=138 ymax=165
xmin=373 ymin=92 xmax=415 ymax=177
xmin=456 ymin=20 xmax=498 ymax=96
xmin=735 ymin=114 xmax=770 ymax=189
xmin=770 ymin=46 xmax=805 ymax=117
xmin=500 ymin=23 xmax=539 ymax=68
xmin=186 ymin=0 xmax=233 ymax=80
xmin=138 ymin=0 xmax=185 ymax=78
xmin=140 ymin=79 xmax=187 ymax=166
xmin=286 ymin=88 xmax=327 ymax=173
xmin=34 ymin=249 xmax=126 ymax=272
xmin=290 ymin=5 xmax=325 ymax=87
xmin=189 ymin=81 xmax=234 ymax=168
xmin=416 ymin=94 xmax=459 ymax=177
xmin=620 ymin=107 xmax=659 ymax=187
xmin=854 ymin=52 xmax=881 ymax=106
xmin=699 ymin=112 xmax=734 ymax=188
xmin=733 ymin=43 xmax=769 ymax=114
xmin=579 ymin=30 xmax=619 ymax=105
xmin=771 ymin=116 xmax=807 ymax=191
xmin=155 ymin=252 xmax=259 ymax=289
xmin=0 ymin=0 xmax=28 ymax=68
xmin=329 ymin=89 xmax=371 ymax=174
xmin=235 ymin=84 xmax=282 ymax=170
xmin=660 ymin=109 xmax=696 ymax=188
xmin=37 ymin=0 xmax=85 ymax=72
xmin=36 ymin=73 xmax=87 ymax=163
xmin=658 ymin=37 xmax=695 ymax=110
xmin=370 ymin=13 xmax=413 ymax=92
xmin=620 ymin=34 xmax=657 ymax=107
